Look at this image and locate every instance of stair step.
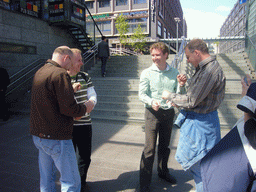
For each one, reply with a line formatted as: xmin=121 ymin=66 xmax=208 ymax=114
xmin=91 ymin=115 xmax=145 ymax=125
xmin=88 ymin=52 xmax=251 ymax=126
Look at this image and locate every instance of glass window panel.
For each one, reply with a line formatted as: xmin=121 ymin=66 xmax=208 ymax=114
xmin=116 ymin=0 xmax=127 ymax=6
xmin=158 ymin=21 xmax=162 ymax=36
xmin=99 ymin=0 xmax=110 ymax=7
xmin=85 ymin=2 xmax=93 ymax=9
xmin=134 ymin=0 xmax=146 ymax=4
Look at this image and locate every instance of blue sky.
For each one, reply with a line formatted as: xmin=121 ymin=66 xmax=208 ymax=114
xmin=179 ymin=0 xmax=239 ymax=38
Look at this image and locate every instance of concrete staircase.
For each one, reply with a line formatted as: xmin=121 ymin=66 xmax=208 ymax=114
xmin=216 ymin=53 xmax=251 ymax=129
xmin=89 ymin=55 xmax=175 ymax=125
xmin=88 ymin=53 xmax=252 ymax=129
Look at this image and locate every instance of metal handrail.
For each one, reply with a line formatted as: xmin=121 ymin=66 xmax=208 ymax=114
xmin=85 ymin=5 xmax=103 ymax=38
xmin=110 ymin=47 xmax=139 ymax=56
xmin=84 ymin=5 xmax=103 ymax=45
xmin=245 ymin=30 xmax=256 ymax=50
xmin=171 ymin=36 xmax=187 ymax=70
xmin=9 ymin=58 xmax=43 ymax=80
xmin=83 ymin=44 xmax=98 ymax=66
xmin=6 ymin=58 xmax=45 ymax=96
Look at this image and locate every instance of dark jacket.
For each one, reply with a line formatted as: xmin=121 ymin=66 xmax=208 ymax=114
xmin=30 ymin=60 xmax=87 ymax=140
xmin=98 ymin=40 xmax=110 ymax=58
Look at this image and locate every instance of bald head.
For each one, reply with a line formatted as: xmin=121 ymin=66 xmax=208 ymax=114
xmin=52 ymin=46 xmax=73 ymax=70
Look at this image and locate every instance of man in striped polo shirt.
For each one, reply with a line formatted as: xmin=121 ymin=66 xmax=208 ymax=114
xmin=162 ymin=39 xmax=226 ymax=192
xmin=68 ymin=48 xmax=97 ymax=191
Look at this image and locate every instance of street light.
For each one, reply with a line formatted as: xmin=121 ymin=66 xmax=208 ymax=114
xmin=174 ymin=17 xmax=181 ymax=54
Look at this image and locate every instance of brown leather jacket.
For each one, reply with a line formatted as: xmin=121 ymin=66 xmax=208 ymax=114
xmin=30 ymin=60 xmax=86 ymax=140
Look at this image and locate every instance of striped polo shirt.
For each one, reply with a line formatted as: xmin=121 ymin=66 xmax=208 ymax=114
xmin=71 ymin=72 xmax=94 ymax=126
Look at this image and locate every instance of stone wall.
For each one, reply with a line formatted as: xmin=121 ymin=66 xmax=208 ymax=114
xmin=0 ymin=9 xmax=77 ymax=76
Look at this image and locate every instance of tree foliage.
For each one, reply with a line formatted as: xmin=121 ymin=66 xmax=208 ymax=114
xmin=115 ymin=13 xmax=129 ymax=45
xmin=115 ymin=14 xmax=147 ymax=53
xmin=130 ymin=24 xmax=147 ymax=53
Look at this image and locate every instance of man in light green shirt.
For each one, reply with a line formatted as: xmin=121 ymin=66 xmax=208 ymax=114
xmin=138 ymin=42 xmax=186 ymax=192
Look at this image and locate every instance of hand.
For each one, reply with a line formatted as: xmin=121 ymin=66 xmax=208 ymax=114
xmin=85 ymin=100 xmax=95 ymax=113
xmin=177 ymin=74 xmax=187 ymax=87
xmin=73 ymin=83 xmax=81 ymax=93
xmin=162 ymin=90 xmax=171 ymax=100
xmin=74 ymin=116 xmax=82 ymax=120
xmin=166 ymin=100 xmax=178 ymax=108
xmin=152 ymin=100 xmax=160 ymax=111
xmin=241 ymin=74 xmax=252 ymax=96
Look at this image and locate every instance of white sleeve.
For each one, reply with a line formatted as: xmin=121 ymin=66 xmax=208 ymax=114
xmin=87 ymin=87 xmax=97 ymax=105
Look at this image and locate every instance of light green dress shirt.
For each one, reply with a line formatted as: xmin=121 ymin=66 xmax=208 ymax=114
xmin=139 ymin=63 xmax=185 ymax=109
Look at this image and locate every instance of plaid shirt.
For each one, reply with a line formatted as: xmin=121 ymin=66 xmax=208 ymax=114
xmin=168 ymin=55 xmax=226 ymax=114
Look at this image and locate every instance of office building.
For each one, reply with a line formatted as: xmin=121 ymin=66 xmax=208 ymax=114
xmin=219 ymin=0 xmax=246 ymax=53
xmin=85 ymin=0 xmax=187 ymax=52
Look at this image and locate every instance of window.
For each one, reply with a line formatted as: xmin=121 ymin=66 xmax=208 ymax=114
xmin=239 ymin=19 xmax=243 ymax=29
xmin=0 ymin=42 xmax=36 ymax=54
xmin=9 ymin=0 xmax=41 ymax=18
xmin=134 ymin=0 xmax=146 ymax=4
xmin=85 ymin=2 xmax=93 ymax=9
xmin=164 ymin=28 xmax=167 ymax=39
xmin=158 ymin=21 xmax=162 ymax=36
xmin=158 ymin=0 xmax=164 ymax=18
xmin=128 ymin=18 xmax=147 ymax=33
xmin=97 ymin=21 xmax=111 ymax=32
xmin=99 ymin=0 xmax=110 ymax=7
xmin=240 ymin=7 xmax=244 ymax=17
xmin=116 ymin=0 xmax=127 ymax=6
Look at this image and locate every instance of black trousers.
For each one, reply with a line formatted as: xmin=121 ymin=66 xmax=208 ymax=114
xmin=140 ymin=107 xmax=175 ymax=188
xmin=100 ymin=57 xmax=108 ymax=75
xmin=72 ymin=125 xmax=92 ymax=185
xmin=0 ymin=91 xmax=8 ymax=119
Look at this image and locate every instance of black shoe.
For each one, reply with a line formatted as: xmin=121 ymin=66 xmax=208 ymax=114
xmin=137 ymin=186 xmax=150 ymax=192
xmin=81 ymin=183 xmax=90 ymax=192
xmin=102 ymin=72 xmax=106 ymax=77
xmin=158 ymin=173 xmax=177 ymax=184
xmin=0 ymin=114 xmax=9 ymax=121
xmin=3 ymin=114 xmax=9 ymax=121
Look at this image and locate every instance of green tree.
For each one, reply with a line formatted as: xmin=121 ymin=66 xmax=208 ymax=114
xmin=115 ymin=13 xmax=129 ymax=45
xmin=130 ymin=24 xmax=147 ymax=53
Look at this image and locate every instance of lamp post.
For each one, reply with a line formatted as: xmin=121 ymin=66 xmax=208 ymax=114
xmin=174 ymin=17 xmax=181 ymax=54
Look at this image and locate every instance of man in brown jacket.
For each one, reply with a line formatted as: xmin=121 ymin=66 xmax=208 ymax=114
xmin=30 ymin=46 xmax=89 ymax=192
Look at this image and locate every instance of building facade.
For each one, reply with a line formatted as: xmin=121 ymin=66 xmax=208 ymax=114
xmin=0 ymin=0 xmax=89 ymax=75
xmin=245 ymin=0 xmax=256 ymax=71
xmin=85 ymin=0 xmax=187 ymax=51
xmin=219 ymin=0 xmax=246 ymax=53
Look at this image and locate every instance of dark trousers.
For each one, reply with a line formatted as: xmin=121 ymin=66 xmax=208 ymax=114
xmin=140 ymin=107 xmax=175 ymax=188
xmin=0 ymin=91 xmax=8 ymax=119
xmin=100 ymin=57 xmax=108 ymax=75
xmin=72 ymin=125 xmax=92 ymax=185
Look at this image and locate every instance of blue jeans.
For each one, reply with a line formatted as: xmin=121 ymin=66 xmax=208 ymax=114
xmin=190 ymin=160 xmax=203 ymax=192
xmin=33 ymin=136 xmax=81 ymax=192
xmin=175 ymin=110 xmax=221 ymax=170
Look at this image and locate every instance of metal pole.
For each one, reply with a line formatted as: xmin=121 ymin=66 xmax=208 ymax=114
xmin=176 ymin=22 xmax=179 ymax=53
xmin=174 ymin=17 xmax=181 ymax=54
xmin=174 ymin=17 xmax=180 ymax=68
